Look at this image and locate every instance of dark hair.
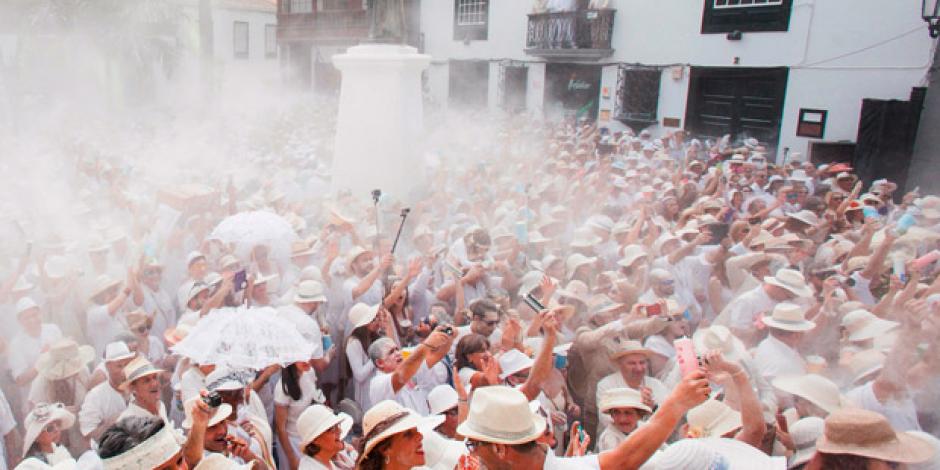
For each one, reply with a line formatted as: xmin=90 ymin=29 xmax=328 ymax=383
xmin=358 ymin=437 xmax=393 ymax=470
xmin=468 ymin=298 xmax=501 ymax=320
xmin=345 ymin=324 xmax=381 ymax=380
xmin=98 ymin=416 xmax=166 ymax=459
xmin=455 ymin=334 xmax=490 ymax=371
xmin=281 ymin=363 xmax=303 ymax=401
xmin=807 ymin=452 xmax=874 ymax=470
xmin=303 ymin=441 xmax=322 ymax=458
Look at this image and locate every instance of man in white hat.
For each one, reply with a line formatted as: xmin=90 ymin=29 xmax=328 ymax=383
xmin=86 ymin=274 xmax=134 ymax=356
xmin=118 ymin=357 xmax=168 ymax=423
xmin=277 ymin=280 xmax=332 ymax=382
xmin=8 ymin=297 xmax=63 ymax=411
xmin=182 ymin=397 xmax=267 ymax=468
xmin=343 ymin=246 xmax=391 ymax=307
xmin=203 ymin=366 xmax=274 ymax=460
xmin=753 ymin=303 xmax=816 ymax=382
xmin=596 ymin=388 xmax=652 ymax=451
xmin=714 ymin=268 xmax=813 ymax=343
xmin=461 ymin=374 xmax=710 ymax=470
xmin=176 ymin=251 xmax=209 ymax=311
xmin=596 ymin=340 xmax=668 ymax=436
xmin=80 ymin=341 xmax=135 ymax=443
xmin=131 ymin=257 xmax=177 ymax=339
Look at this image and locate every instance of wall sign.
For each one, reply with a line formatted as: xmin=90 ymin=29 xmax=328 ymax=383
xmin=797 ymin=108 xmax=827 ymax=138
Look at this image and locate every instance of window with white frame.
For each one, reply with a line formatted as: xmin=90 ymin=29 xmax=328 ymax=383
xmin=714 ymin=0 xmax=783 ymax=8
xmin=289 ymin=0 xmax=313 ymax=14
xmin=456 ymin=0 xmax=487 ymax=26
xmin=233 ymin=21 xmax=249 ymax=58
xmin=265 ymin=24 xmax=277 ymax=58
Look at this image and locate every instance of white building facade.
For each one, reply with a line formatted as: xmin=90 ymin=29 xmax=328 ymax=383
xmin=420 ymin=0 xmax=936 ymax=161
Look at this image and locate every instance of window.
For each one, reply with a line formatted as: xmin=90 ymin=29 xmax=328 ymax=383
xmin=289 ymin=0 xmax=313 ymax=14
xmin=265 ymin=24 xmax=277 ymax=58
xmin=233 ymin=21 xmax=249 ymax=59
xmin=701 ymin=0 xmax=792 ymax=33
xmin=453 ymin=0 xmax=488 ymax=41
xmin=615 ymin=67 xmax=661 ymax=127
xmin=714 ymin=0 xmax=783 ymax=8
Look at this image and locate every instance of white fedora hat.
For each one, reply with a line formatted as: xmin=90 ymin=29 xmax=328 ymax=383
xmin=610 ymin=340 xmax=654 ymax=361
xmin=297 ymin=404 xmax=353 ymax=451
xmin=763 ymin=269 xmax=813 ymax=298
xmin=181 ymin=398 xmax=232 ymax=429
xmin=569 ymin=228 xmax=603 ymax=249
xmin=104 ymin=341 xmax=135 ymax=363
xmin=349 ymin=303 xmax=380 ymax=330
xmin=15 ymin=297 xmax=39 ymax=317
xmin=565 ymin=253 xmax=597 ymax=278
xmin=686 ymin=399 xmax=741 ymax=439
xmin=427 ymin=385 xmax=459 ymax=416
xmin=90 ymin=274 xmax=122 ymax=300
xmin=772 ymin=374 xmax=845 ymax=415
xmin=420 ymin=428 xmax=468 ymax=470
xmin=294 ymin=280 xmax=327 ymax=304
xmin=847 ymin=349 xmax=885 ymax=384
xmin=599 ymin=387 xmax=652 ymax=415
xmin=498 ymin=349 xmax=534 ymax=380
xmin=119 ymin=356 xmax=163 ymax=391
xmin=456 ymin=385 xmax=546 ymax=445
xmin=692 ymin=325 xmax=747 ymax=363
xmin=788 ymin=210 xmax=819 ymax=226
xmin=762 ymin=303 xmax=816 ymax=332
xmin=359 ymin=401 xmax=443 ymax=464
xmin=618 ymin=244 xmax=648 ymax=267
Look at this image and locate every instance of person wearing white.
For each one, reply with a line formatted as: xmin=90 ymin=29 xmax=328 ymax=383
xmin=79 ymin=342 xmax=134 ymax=444
xmin=752 ymin=303 xmax=815 ymax=383
xmin=0 ymin=389 xmax=16 ymax=470
xmin=595 ymin=341 xmax=668 ymax=435
xmin=344 ymin=303 xmax=382 ymax=413
xmin=296 ymin=405 xmax=355 ymax=470
xmin=85 ymin=275 xmax=133 ymax=357
xmin=368 ymin=332 xmax=453 ymax=416
xmin=8 ymin=298 xmax=63 ymax=414
xmin=274 ymin=361 xmax=327 ymax=469
xmin=116 ymin=357 xmax=168 ymax=424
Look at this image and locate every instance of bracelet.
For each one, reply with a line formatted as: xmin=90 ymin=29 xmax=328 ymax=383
xmin=458 ymin=398 xmax=468 ymax=403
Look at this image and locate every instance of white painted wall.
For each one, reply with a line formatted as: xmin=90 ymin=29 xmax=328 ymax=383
xmin=212 ymin=8 xmax=278 ymax=63
xmin=420 ymin=0 xmax=936 ymax=160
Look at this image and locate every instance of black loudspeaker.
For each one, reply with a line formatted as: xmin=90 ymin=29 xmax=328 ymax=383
xmin=852 ymin=88 xmax=925 ymax=196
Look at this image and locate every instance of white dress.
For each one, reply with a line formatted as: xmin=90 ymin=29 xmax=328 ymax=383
xmin=275 ymin=372 xmax=326 ymax=464
xmin=345 ymin=338 xmax=376 ymax=412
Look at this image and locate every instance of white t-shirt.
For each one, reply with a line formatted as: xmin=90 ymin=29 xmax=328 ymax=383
xmin=369 ymin=365 xmax=432 ymax=416
xmin=598 ymin=424 xmax=629 ymax=452
xmin=595 ymin=374 xmax=667 ymax=434
xmin=753 ymin=335 xmax=806 ymax=383
xmin=544 ymin=451 xmax=600 ymax=469
xmin=118 ymin=400 xmax=168 ymax=424
xmin=0 ymin=389 xmax=16 ymax=470
xmin=79 ymin=381 xmax=127 ymax=438
xmin=847 ymin=381 xmax=921 ymax=432
xmin=274 ymin=372 xmax=326 ymax=443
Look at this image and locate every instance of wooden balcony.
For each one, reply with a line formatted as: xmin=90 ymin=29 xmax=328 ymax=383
xmin=525 ymin=9 xmax=615 ymax=61
xmin=277 ymin=8 xmax=369 ymax=44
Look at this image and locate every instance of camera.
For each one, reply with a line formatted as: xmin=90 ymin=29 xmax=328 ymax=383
xmin=202 ymin=391 xmax=223 ymax=408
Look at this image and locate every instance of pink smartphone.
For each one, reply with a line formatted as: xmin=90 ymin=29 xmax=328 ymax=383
xmin=674 ymin=337 xmax=699 ymax=378
xmin=913 ymin=250 xmax=940 ymax=271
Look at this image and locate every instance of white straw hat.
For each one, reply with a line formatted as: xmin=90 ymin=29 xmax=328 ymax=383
xmin=762 ymin=303 xmax=816 ymax=332
xmin=599 ymin=387 xmax=652 ymax=414
xmin=841 ymin=310 xmax=899 ymax=342
xmin=692 ymin=325 xmax=747 ymax=362
xmin=763 ymin=269 xmax=813 ymax=298
xmin=456 ymin=385 xmax=546 ymax=445
xmin=102 ymin=423 xmax=183 ymax=470
xmin=181 ymin=398 xmax=232 ymax=429
xmin=427 ymin=385 xmax=459 ymax=416
xmin=297 ymin=404 xmax=353 ymax=450
xmin=617 ymin=244 xmax=648 ymax=267
xmin=847 ymin=349 xmax=886 ymax=384
xmin=193 ymin=453 xmax=252 ymax=470
xmin=420 ymin=428 xmax=468 ymax=470
xmin=569 ymin=227 xmax=602 ymax=248
xmin=15 ymin=297 xmax=39 ymax=317
xmin=104 ymin=342 xmax=135 ymax=363
xmin=498 ymin=349 xmax=534 ymax=380
xmin=119 ymin=356 xmax=163 ymax=391
xmin=788 ymin=416 xmax=824 ymax=469
xmin=772 ymin=374 xmax=845 ymax=415
xmin=643 ymin=437 xmax=782 ymax=469
xmin=35 ymin=338 xmax=95 ymax=381
xmin=686 ymin=399 xmax=741 ymax=439
xmin=349 ymin=303 xmax=380 ymax=330
xmin=22 ymin=403 xmax=75 ymax=458
xmin=294 ymin=280 xmax=327 ymax=304
xmin=610 ymin=340 xmax=654 ymax=361
xmin=359 ymin=401 xmax=443 ymax=463
xmin=90 ymin=275 xmax=122 ymax=300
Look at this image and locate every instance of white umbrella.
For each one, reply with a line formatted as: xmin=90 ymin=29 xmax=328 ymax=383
xmin=171 ymin=306 xmax=314 ymax=369
xmin=209 ymin=210 xmax=299 ymax=264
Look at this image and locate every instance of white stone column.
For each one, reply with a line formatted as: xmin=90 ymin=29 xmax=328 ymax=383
xmin=331 ymin=44 xmax=431 ymax=201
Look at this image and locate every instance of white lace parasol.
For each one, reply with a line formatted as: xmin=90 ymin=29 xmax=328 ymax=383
xmin=209 ymin=210 xmax=299 ymax=265
xmin=171 ymin=306 xmax=314 ymax=369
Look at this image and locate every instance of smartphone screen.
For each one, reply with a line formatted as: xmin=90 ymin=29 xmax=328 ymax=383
xmin=233 ymin=269 xmax=247 ymax=292
xmin=523 ymin=293 xmax=545 ymax=313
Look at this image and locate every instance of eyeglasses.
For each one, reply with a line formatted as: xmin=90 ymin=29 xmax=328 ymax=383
xmin=442 ymin=407 xmax=459 ymax=417
xmin=43 ymin=422 xmax=60 ymax=433
xmin=135 ymin=325 xmax=151 ymax=334
xmin=465 ymin=439 xmax=487 ymax=452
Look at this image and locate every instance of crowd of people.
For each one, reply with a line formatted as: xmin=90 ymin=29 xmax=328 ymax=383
xmin=1 ymin=116 xmax=939 ymax=470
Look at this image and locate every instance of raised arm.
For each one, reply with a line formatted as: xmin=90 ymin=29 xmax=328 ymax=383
xmin=704 ymin=351 xmax=765 ymax=448
xmin=391 ymin=330 xmax=453 ymax=393
xmin=518 ymin=310 xmax=558 ymax=401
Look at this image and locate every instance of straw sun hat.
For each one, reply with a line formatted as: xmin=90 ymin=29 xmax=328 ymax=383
xmin=763 ymin=269 xmax=813 ymax=298
xmin=816 ymin=408 xmax=934 ymax=464
xmin=119 ymin=356 xmax=163 ymax=391
xmin=358 ymin=401 xmax=443 ymax=464
xmin=772 ymin=374 xmax=846 ymax=415
xmin=349 ymin=303 xmax=380 ymax=330
xmin=297 ymin=404 xmax=353 ymax=451
xmin=762 ymin=303 xmax=816 ymax=332
xmin=35 ymin=338 xmax=95 ymax=381
xmin=686 ymin=399 xmax=741 ymax=439
xmin=22 ymin=403 xmax=75 ymax=458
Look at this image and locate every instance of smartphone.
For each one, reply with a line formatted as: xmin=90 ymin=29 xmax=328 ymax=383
xmin=322 ymin=334 xmax=333 ymax=351
xmin=577 ymin=424 xmax=586 ymax=443
xmin=233 ymin=269 xmax=248 ymax=292
xmin=674 ymin=337 xmax=699 ymax=378
xmin=554 ymin=354 xmax=568 ymax=369
xmin=523 ymin=293 xmax=545 ymax=313
xmin=444 ymin=260 xmax=463 ymax=279
xmin=709 ymin=223 xmax=730 ymax=243
xmin=644 ymin=303 xmax=663 ymax=316
xmin=913 ymin=250 xmax=940 ymax=271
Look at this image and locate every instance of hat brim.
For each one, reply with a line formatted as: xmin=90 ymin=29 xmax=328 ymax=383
xmin=295 ymin=294 xmax=327 ymax=304
xmin=119 ymin=367 xmax=164 ymax=391
xmin=600 ymin=400 xmax=652 ymax=415
xmin=610 ymin=348 xmax=655 ymax=360
xmin=182 ymin=403 xmax=233 ymax=429
xmin=36 ymin=346 xmax=96 ymax=381
xmin=361 ymin=414 xmax=444 ymax=463
xmin=763 ymin=276 xmax=813 ymax=298
xmin=816 ymin=431 xmax=935 ymax=464
xmin=456 ymin=413 xmax=545 ymax=446
xmin=90 ymin=280 xmax=122 ymax=300
xmin=351 ymin=304 xmax=381 ymax=330
xmin=23 ymin=407 xmax=75 ymax=457
xmin=847 ymin=319 xmax=899 ymax=342
xmin=762 ymin=316 xmax=816 ymax=332
xmin=771 ymin=376 xmax=843 ymax=414
xmin=299 ymin=413 xmax=353 ymax=450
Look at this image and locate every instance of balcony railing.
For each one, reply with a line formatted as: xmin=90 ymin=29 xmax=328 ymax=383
xmin=525 ymin=9 xmax=615 ymax=60
xmin=277 ymin=8 xmax=369 ymax=43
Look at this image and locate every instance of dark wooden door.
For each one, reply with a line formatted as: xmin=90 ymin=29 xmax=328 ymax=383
xmin=686 ymin=67 xmax=788 ymax=151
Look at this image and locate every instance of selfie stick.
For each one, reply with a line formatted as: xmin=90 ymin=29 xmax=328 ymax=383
xmin=390 ymin=208 xmax=411 ymax=254
xmin=371 ymin=189 xmax=382 ymax=253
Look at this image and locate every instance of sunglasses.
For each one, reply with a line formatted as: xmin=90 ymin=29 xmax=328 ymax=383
xmin=43 ymin=422 xmax=60 ymax=433
xmin=143 ymin=269 xmax=160 ymax=276
xmin=135 ymin=325 xmax=151 ymax=334
xmin=442 ymin=407 xmax=459 ymax=417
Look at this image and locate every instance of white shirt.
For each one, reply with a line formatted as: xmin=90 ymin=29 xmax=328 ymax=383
xmin=299 ymin=455 xmax=333 ymax=470
xmin=8 ymin=324 xmax=62 ymax=380
xmin=598 ymin=425 xmax=629 ymax=452
xmin=847 ymin=381 xmax=921 ymax=432
xmin=369 ymin=365 xmax=432 ymax=416
xmin=0 ymin=389 xmax=15 ymax=470
xmin=79 ymin=381 xmax=127 ymax=438
xmin=140 ymin=286 xmax=176 ymax=338
xmin=544 ymin=451 xmax=601 ymax=469
xmin=118 ymin=400 xmax=168 ymax=423
xmin=714 ymin=285 xmax=777 ymax=331
xmin=87 ymin=304 xmax=126 ymax=357
xmin=595 ymin=373 xmax=667 ymax=434
xmin=345 ymin=338 xmax=376 ymax=413
xmin=753 ymin=335 xmax=806 ymax=382
xmin=274 ymin=372 xmax=326 ymax=445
